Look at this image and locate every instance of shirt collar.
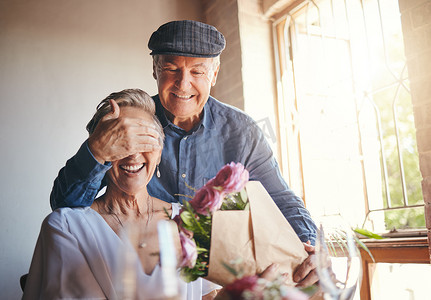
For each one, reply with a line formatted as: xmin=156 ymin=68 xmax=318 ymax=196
xmin=152 ymin=95 xmax=216 ymax=132
xmin=153 ymin=95 xmax=170 ymax=129
xmin=201 ymin=96 xmax=216 ymax=130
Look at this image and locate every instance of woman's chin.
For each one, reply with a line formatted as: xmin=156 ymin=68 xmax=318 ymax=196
xmin=115 ymin=181 xmax=148 ymax=196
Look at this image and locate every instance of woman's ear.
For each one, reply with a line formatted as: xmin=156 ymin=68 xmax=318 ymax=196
xmin=157 ymin=149 xmax=162 ymax=165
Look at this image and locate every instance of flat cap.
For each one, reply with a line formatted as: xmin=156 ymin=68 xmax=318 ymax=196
xmin=148 ymin=20 xmax=226 ymax=58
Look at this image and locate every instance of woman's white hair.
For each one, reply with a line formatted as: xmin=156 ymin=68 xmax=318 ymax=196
xmin=86 ymin=89 xmax=164 ymax=146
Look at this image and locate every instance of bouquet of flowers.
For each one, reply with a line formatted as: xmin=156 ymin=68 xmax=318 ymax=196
xmin=175 ymin=162 xmax=308 ymax=286
xmin=218 ymin=274 xmax=310 ymax=300
xmin=175 ymin=162 xmax=250 ymax=282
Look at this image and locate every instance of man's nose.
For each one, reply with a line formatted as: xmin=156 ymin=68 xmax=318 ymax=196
xmin=175 ymin=70 xmax=192 ymax=90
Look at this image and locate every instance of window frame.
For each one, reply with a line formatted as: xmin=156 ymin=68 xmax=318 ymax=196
xmin=271 ymin=0 xmax=431 ymax=298
xmin=359 ymin=237 xmax=429 ymax=299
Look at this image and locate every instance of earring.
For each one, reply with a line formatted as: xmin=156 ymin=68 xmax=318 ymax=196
xmin=156 ymin=165 xmax=161 ymax=178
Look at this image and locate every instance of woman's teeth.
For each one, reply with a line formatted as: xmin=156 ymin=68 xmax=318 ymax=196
xmin=120 ymin=163 xmax=145 ymax=173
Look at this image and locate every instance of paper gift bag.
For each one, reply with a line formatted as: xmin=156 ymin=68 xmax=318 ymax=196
xmin=206 ymin=181 xmax=308 ymax=286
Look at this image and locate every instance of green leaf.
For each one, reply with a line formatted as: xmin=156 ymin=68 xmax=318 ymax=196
xmin=355 ymin=238 xmax=376 ymax=262
xmin=180 ymin=268 xmax=199 ymax=283
xmin=221 ymin=261 xmax=239 ymax=277
xmin=299 ymin=284 xmax=319 ymax=296
xmin=354 ymin=228 xmax=385 ymax=239
xmin=196 ymin=247 xmax=208 ymax=253
xmin=240 ymin=188 xmax=248 ymax=203
xmin=180 ymin=211 xmax=194 ymax=227
xmin=163 ymin=207 xmax=172 ymax=219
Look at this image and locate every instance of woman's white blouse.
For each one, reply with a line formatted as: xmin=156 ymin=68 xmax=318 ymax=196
xmin=22 ymin=206 xmax=220 ymax=299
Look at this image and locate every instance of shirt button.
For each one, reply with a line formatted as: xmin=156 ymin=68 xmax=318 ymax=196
xmin=181 ymin=173 xmax=186 ymax=178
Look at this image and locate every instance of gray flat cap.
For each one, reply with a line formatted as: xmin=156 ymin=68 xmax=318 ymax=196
xmin=148 ymin=20 xmax=226 ymax=58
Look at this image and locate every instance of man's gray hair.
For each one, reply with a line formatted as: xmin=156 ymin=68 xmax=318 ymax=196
xmin=86 ymin=89 xmax=164 ymax=146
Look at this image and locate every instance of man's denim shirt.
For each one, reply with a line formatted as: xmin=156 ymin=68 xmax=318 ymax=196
xmin=50 ymin=95 xmax=317 ymax=244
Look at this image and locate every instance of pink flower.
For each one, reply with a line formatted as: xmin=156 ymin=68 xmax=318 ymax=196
xmin=212 ymin=162 xmax=249 ymax=194
xmin=224 ymin=275 xmax=260 ymax=299
xmin=189 ymin=184 xmax=224 ymax=216
xmin=179 ymin=231 xmax=198 ymax=269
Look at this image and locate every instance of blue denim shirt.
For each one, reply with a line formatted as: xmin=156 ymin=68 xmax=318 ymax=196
xmin=50 ymin=95 xmax=316 ymax=244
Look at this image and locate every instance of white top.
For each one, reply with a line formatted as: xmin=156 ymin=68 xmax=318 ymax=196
xmin=23 ymin=207 xmax=219 ymax=299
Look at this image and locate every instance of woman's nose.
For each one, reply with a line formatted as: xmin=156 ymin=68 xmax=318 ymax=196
xmin=127 ymin=153 xmax=142 ymax=160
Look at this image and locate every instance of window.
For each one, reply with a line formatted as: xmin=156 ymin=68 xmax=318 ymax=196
xmin=273 ymin=0 xmax=424 ymax=234
xmin=272 ymin=1 xmax=429 ymax=299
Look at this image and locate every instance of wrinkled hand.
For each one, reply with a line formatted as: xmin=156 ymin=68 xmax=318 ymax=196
xmin=88 ymin=100 xmax=162 ymax=164
xmin=259 ymin=263 xmax=288 ymax=281
xmin=293 ymin=241 xmax=318 ymax=287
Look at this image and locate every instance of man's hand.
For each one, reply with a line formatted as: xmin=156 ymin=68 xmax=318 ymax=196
xmin=88 ymin=100 xmax=162 ymax=164
xmin=293 ymin=241 xmax=318 ymax=287
xmin=259 ymin=263 xmax=288 ymax=281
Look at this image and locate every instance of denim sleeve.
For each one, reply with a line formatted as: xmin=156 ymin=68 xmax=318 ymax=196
xmin=50 ymin=140 xmax=111 ymax=210
xmin=245 ymin=125 xmax=317 ymax=245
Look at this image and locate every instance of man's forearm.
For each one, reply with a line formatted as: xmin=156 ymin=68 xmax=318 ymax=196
xmin=50 ymin=140 xmax=111 ymax=210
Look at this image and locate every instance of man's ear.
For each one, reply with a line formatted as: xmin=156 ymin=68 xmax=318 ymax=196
xmin=152 ymin=63 xmax=158 ymax=80
xmin=211 ymin=65 xmax=220 ymax=87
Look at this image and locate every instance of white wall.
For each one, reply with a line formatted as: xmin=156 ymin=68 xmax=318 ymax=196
xmin=237 ymin=1 xmax=280 ymax=160
xmin=0 ymin=0 xmax=203 ymax=298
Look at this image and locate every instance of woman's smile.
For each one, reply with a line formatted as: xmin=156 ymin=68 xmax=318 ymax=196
xmin=119 ymin=163 xmax=146 ymax=174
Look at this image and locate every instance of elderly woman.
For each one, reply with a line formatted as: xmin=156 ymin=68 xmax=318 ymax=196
xmin=23 ymin=89 xmax=219 ymax=299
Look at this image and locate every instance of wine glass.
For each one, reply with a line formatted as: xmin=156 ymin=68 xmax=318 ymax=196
xmin=315 ymin=215 xmax=362 ymax=300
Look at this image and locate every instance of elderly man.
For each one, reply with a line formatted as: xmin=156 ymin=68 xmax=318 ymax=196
xmin=50 ymin=20 xmax=317 ymax=287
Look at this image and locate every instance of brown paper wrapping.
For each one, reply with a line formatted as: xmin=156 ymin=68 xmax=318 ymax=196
xmin=205 ymin=181 xmax=308 ymax=286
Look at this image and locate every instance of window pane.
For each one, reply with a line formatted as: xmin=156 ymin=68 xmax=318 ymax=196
xmin=275 ymin=0 xmax=424 ymax=231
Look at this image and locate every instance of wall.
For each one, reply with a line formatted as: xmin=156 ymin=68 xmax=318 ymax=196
xmin=203 ymin=0 xmax=244 ymax=109
xmin=237 ymin=0 xmax=278 ymax=153
xmin=203 ymin=0 xmax=280 ymax=158
xmin=0 ymin=0 xmax=203 ymax=298
xmin=399 ymin=0 xmax=431 ymax=260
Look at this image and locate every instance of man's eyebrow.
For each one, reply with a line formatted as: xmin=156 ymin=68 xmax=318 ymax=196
xmin=161 ymin=61 xmax=176 ymax=66
xmin=190 ymin=63 xmax=211 ymax=70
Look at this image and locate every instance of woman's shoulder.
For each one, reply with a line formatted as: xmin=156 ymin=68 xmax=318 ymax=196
xmin=42 ymin=207 xmax=95 ymax=230
xmin=152 ymin=197 xmax=172 ymax=212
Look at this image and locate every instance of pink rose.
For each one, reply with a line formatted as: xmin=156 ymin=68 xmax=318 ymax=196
xmin=224 ymin=275 xmax=260 ymax=299
xmin=189 ymin=184 xmax=224 ymax=215
xmin=179 ymin=232 xmax=198 ymax=269
xmin=212 ymin=162 xmax=249 ymax=194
